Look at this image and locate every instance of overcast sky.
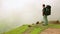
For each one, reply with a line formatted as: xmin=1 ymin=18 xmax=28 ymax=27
xmin=0 ymin=0 xmax=60 ymax=33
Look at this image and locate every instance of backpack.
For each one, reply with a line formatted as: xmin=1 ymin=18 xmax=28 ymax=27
xmin=46 ymin=5 xmax=51 ymax=16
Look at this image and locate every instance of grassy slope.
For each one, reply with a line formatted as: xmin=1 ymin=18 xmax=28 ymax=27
xmin=30 ymin=24 xmax=60 ymax=34
xmin=4 ymin=25 xmax=28 ymax=34
xmin=5 ymin=24 xmax=60 ymax=34
xmin=30 ymin=25 xmax=48 ymax=34
xmin=48 ymin=24 xmax=60 ymax=28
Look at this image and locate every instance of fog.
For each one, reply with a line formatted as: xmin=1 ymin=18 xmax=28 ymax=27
xmin=0 ymin=0 xmax=60 ymax=33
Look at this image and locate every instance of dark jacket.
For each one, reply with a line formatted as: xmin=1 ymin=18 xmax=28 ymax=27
xmin=42 ymin=7 xmax=47 ymax=16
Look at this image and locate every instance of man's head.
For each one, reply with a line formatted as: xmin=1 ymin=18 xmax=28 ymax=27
xmin=42 ymin=4 xmax=45 ymax=8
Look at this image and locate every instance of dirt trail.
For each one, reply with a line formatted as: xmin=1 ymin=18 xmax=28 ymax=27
xmin=40 ymin=28 xmax=60 ymax=34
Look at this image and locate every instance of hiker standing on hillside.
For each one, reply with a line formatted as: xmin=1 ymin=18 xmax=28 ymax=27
xmin=42 ymin=4 xmax=51 ymax=25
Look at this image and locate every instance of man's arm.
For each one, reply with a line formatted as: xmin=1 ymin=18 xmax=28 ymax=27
xmin=42 ymin=8 xmax=46 ymax=16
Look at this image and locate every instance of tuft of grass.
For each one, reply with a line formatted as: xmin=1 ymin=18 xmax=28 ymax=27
xmin=4 ymin=25 xmax=28 ymax=34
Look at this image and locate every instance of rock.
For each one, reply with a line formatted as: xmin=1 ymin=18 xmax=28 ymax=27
xmin=56 ymin=20 xmax=60 ymax=24
xmin=36 ymin=21 xmax=39 ymax=24
xmin=28 ymin=25 xmax=32 ymax=27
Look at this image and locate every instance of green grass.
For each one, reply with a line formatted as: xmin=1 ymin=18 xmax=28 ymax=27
xmin=4 ymin=25 xmax=29 ymax=34
xmin=30 ymin=25 xmax=48 ymax=34
xmin=30 ymin=27 xmax=41 ymax=34
xmin=4 ymin=24 xmax=60 ymax=34
xmin=30 ymin=24 xmax=60 ymax=34
xmin=48 ymin=24 xmax=60 ymax=28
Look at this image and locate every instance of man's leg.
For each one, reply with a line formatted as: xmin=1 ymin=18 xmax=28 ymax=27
xmin=45 ymin=15 xmax=48 ymax=25
xmin=43 ymin=15 xmax=48 ymax=25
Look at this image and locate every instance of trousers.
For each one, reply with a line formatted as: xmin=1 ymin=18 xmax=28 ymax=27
xmin=43 ymin=15 xmax=48 ymax=25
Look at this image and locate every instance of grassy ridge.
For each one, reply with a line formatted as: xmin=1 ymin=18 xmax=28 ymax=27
xmin=4 ymin=25 xmax=28 ymax=34
xmin=4 ymin=24 xmax=60 ymax=34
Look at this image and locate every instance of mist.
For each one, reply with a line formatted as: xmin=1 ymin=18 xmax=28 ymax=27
xmin=0 ymin=0 xmax=60 ymax=33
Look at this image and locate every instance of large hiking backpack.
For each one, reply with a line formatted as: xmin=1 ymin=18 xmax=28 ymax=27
xmin=46 ymin=5 xmax=51 ymax=16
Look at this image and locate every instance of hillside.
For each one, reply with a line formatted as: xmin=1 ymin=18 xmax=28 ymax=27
xmin=4 ymin=21 xmax=60 ymax=34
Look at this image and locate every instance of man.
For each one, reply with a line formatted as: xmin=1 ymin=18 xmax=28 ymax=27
xmin=42 ymin=4 xmax=48 ymax=25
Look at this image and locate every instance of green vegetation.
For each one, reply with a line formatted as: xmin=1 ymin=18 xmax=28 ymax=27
xmin=4 ymin=25 xmax=29 ymax=34
xmin=30 ymin=24 xmax=60 ymax=34
xmin=30 ymin=27 xmax=41 ymax=34
xmin=30 ymin=24 xmax=48 ymax=34
xmin=48 ymin=24 xmax=60 ymax=28
xmin=4 ymin=24 xmax=60 ymax=34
